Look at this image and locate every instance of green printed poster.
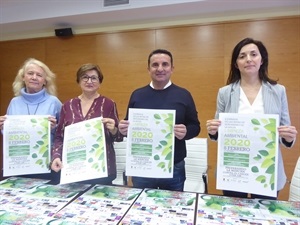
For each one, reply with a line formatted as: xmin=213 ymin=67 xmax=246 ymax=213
xmin=3 ymin=115 xmax=50 ymax=176
xmin=217 ymin=113 xmax=279 ymax=197
xmin=60 ymin=117 xmax=107 ymax=184
xmin=126 ymin=108 xmax=175 ymax=178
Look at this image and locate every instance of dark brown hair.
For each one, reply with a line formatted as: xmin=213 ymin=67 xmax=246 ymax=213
xmin=148 ymin=49 xmax=173 ymax=67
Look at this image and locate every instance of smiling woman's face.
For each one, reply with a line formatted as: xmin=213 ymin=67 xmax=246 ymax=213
xmin=22 ymin=63 xmax=46 ymax=93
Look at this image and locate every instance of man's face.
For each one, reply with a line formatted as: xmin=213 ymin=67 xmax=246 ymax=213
xmin=148 ymin=53 xmax=174 ymax=89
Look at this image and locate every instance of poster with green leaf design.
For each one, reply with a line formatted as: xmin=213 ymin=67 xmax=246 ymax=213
xmin=217 ymin=113 xmax=279 ymax=197
xmin=60 ymin=117 xmax=107 ymax=184
xmin=3 ymin=115 xmax=50 ymax=176
xmin=126 ymin=108 xmax=175 ymax=178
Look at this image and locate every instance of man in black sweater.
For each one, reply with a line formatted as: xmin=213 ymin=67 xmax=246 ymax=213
xmin=118 ymin=49 xmax=201 ymax=191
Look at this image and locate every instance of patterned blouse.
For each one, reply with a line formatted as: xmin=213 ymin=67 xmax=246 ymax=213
xmin=51 ymin=95 xmax=123 ymax=176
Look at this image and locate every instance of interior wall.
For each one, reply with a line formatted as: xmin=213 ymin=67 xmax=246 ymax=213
xmin=0 ymin=16 xmax=299 ymax=201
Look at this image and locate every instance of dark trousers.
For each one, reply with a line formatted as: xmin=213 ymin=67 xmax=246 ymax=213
xmin=132 ymin=160 xmax=186 ymax=191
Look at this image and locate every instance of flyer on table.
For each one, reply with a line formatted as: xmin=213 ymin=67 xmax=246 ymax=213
xmin=121 ymin=188 xmax=196 ymax=225
xmin=3 ymin=182 xmax=91 ymax=216
xmin=3 ymin=115 xmax=50 ymax=176
xmin=217 ymin=113 xmax=279 ymax=197
xmin=60 ymin=117 xmax=108 ymax=184
xmin=126 ymin=108 xmax=175 ymax=178
xmin=56 ymin=185 xmax=143 ymax=223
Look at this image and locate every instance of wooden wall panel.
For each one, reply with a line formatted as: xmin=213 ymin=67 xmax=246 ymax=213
xmin=0 ymin=39 xmax=47 ymax=106
xmin=155 ymin=25 xmax=226 ymax=130
xmin=0 ymin=16 xmax=299 ymax=201
xmin=95 ymin=30 xmax=157 ymax=119
xmin=45 ymin=35 xmax=98 ymax=102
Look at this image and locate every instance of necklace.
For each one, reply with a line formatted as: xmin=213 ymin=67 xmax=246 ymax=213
xmin=26 ymin=103 xmax=40 ymax=115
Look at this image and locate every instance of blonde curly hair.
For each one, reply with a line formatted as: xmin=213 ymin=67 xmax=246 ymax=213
xmin=12 ymin=58 xmax=57 ymax=96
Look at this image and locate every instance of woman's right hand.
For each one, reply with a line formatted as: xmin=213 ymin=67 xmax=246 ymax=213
xmin=51 ymin=158 xmax=63 ymax=172
xmin=0 ymin=115 xmax=7 ymax=130
xmin=206 ymin=119 xmax=221 ymax=135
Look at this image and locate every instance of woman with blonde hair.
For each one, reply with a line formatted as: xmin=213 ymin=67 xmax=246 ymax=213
xmin=0 ymin=58 xmax=62 ymax=182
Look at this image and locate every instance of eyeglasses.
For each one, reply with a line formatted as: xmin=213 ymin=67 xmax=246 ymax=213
xmin=81 ymin=75 xmax=99 ymax=83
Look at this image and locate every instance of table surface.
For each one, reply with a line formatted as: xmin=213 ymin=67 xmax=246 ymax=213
xmin=0 ymin=177 xmax=299 ymax=225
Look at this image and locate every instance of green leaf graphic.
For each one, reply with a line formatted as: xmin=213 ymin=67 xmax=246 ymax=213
xmin=29 ymin=117 xmax=49 ymax=169
xmin=154 ymin=155 xmax=160 ymax=160
xmin=256 ymin=175 xmax=266 ymax=183
xmin=99 ymin=152 xmax=104 ymax=160
xmin=37 ymin=140 xmax=44 ymax=145
xmin=156 ymin=145 xmax=162 ymax=150
xmin=251 ymin=166 xmax=259 ymax=173
xmin=266 ymin=142 xmax=275 ymax=149
xmin=260 ymin=137 xmax=268 ymax=142
xmin=42 ymin=151 xmax=48 ymax=158
xmin=36 ymin=159 xmax=43 ymax=165
xmin=153 ymin=112 xmax=174 ymax=173
xmin=162 ymin=148 xmax=170 ymax=156
xmin=165 ymin=152 xmax=172 ymax=160
xmin=30 ymin=118 xmax=38 ymax=123
xmin=39 ymin=145 xmax=47 ymax=154
xmin=251 ymin=119 xmax=260 ymax=125
xmin=253 ymin=155 xmax=262 ymax=160
xmin=157 ymin=162 xmax=165 ymax=168
xmin=265 ymin=164 xmax=275 ymax=174
xmin=160 ymin=140 xmax=168 ymax=146
xmin=258 ymin=150 xmax=269 ymax=157
xmin=270 ymin=173 xmax=275 ymax=187
xmin=154 ymin=114 xmax=161 ymax=119
xmin=261 ymin=158 xmax=274 ymax=168
xmin=165 ymin=133 xmax=173 ymax=139
xmin=264 ymin=123 xmax=276 ymax=133
xmin=164 ymin=117 xmax=173 ymax=125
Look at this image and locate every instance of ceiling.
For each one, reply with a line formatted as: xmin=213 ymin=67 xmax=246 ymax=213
xmin=0 ymin=0 xmax=299 ymax=41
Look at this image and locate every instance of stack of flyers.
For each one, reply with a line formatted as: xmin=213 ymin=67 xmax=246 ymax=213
xmin=222 ymin=217 xmax=272 ymax=225
xmin=54 ymin=185 xmax=143 ymax=224
xmin=120 ymin=188 xmax=197 ymax=225
xmin=0 ymin=210 xmax=59 ymax=225
xmin=222 ymin=205 xmax=272 ymax=225
xmin=0 ymin=177 xmax=50 ymax=207
xmin=222 ymin=205 xmax=271 ymax=220
xmin=257 ymin=199 xmax=300 ymax=224
xmin=196 ymin=194 xmax=264 ymax=224
xmin=2 ymin=182 xmax=91 ymax=217
xmin=0 ymin=177 xmax=50 ymax=190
